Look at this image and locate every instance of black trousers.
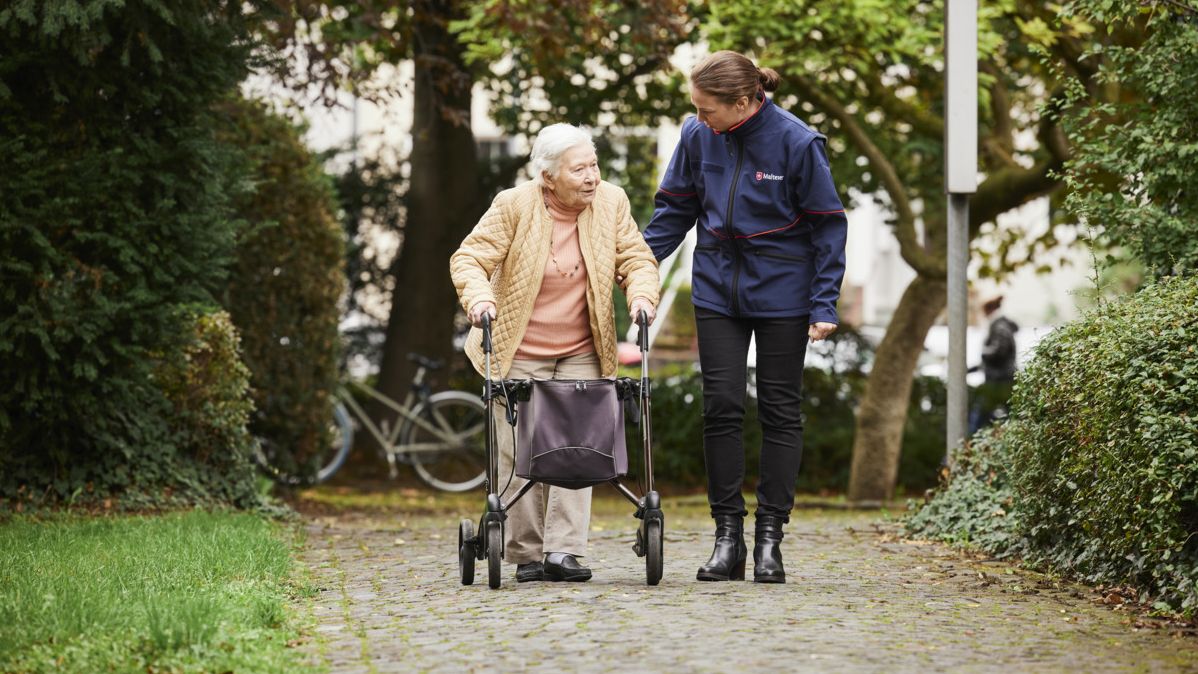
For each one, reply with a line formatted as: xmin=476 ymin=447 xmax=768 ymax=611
xmin=695 ymin=306 xmax=808 ymax=522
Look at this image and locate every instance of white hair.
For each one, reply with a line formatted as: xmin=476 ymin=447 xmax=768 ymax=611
xmin=530 ymin=124 xmax=596 ymax=185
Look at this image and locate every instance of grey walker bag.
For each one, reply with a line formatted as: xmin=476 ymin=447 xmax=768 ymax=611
xmin=515 ymin=379 xmax=628 ymax=489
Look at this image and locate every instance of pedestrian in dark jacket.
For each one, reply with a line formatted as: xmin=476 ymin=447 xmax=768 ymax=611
xmin=969 ymin=295 xmax=1019 ymax=433
xmin=642 ymin=50 xmax=848 ymax=584
xmin=979 ymin=296 xmax=1018 ymax=384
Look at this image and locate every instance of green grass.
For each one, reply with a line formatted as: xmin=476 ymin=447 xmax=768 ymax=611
xmin=0 ymin=510 xmax=316 ymax=674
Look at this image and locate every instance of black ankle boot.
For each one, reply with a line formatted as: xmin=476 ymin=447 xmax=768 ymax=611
xmin=697 ymin=515 xmax=747 ymax=581
xmin=753 ymin=515 xmax=786 ymax=583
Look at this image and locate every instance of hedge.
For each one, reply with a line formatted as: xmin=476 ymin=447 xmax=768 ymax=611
xmin=909 ymin=276 xmax=1198 ymax=615
xmin=0 ymin=1 xmax=260 ymax=505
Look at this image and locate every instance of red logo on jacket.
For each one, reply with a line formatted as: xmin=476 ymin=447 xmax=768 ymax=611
xmin=755 ymin=171 xmax=763 ymax=181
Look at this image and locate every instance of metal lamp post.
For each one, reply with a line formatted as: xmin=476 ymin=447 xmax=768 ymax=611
xmin=945 ymin=0 xmax=978 ymax=466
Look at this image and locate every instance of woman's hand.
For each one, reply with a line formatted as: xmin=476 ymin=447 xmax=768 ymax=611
xmin=808 ymin=322 xmax=837 ymax=342
xmin=468 ymin=301 xmax=497 ymax=328
xmin=630 ymin=298 xmax=657 ymax=326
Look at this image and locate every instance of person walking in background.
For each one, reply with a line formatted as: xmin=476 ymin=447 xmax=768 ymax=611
xmin=969 ymin=295 xmax=1019 ymax=434
xmin=450 ymin=123 xmax=660 ymax=583
xmin=642 ymin=51 xmax=848 ymax=583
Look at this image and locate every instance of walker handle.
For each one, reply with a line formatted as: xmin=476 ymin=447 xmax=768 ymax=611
xmin=481 ymin=313 xmax=493 ymax=354
xmin=636 ymin=310 xmax=649 ymax=353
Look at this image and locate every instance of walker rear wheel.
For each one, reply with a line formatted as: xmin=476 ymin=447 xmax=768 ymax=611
xmin=645 ymin=519 xmax=663 ymax=586
xmin=458 ymin=519 xmax=475 ymax=585
xmin=486 ymin=521 xmax=502 ymax=589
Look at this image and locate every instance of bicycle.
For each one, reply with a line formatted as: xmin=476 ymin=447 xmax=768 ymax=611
xmin=254 ymin=353 xmax=487 ymax=491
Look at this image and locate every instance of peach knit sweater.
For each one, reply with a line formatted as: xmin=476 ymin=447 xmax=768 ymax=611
xmin=514 ymin=188 xmax=594 ymax=360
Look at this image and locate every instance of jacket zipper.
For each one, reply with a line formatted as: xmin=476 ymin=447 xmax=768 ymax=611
xmin=724 ymin=135 xmax=744 ymax=315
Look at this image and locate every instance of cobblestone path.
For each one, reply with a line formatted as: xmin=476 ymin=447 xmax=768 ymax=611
xmin=298 ymin=496 xmax=1198 ymax=673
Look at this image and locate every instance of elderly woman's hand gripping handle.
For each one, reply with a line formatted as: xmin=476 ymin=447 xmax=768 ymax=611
xmin=630 ymin=297 xmax=656 ymax=327
xmin=469 ymin=301 xmax=497 ymax=328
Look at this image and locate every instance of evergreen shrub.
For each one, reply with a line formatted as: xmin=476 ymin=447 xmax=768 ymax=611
xmin=218 ymin=99 xmax=344 ymax=481
xmin=0 ymin=0 xmax=263 ymax=505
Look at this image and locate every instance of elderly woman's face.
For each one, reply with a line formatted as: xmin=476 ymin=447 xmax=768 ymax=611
xmin=544 ymin=144 xmax=600 ymax=208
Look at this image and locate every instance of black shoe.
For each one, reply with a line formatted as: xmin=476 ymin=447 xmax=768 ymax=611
xmin=543 ymin=553 xmax=592 ymax=582
xmin=516 ymin=561 xmax=544 ymax=583
xmin=697 ymin=514 xmax=747 ymax=581
xmin=753 ymin=515 xmax=786 ymax=583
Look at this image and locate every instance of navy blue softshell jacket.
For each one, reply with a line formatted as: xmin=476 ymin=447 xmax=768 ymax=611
xmin=643 ymin=96 xmax=848 ymax=324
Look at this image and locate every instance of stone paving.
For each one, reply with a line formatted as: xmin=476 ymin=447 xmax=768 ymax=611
xmin=298 ymin=497 xmax=1198 ymax=673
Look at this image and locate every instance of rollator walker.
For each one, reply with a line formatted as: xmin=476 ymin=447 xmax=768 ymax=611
xmin=457 ymin=311 xmax=664 ymax=588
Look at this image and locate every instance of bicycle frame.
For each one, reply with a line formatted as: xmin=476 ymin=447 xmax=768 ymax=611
xmin=336 ymin=372 xmax=481 ymax=459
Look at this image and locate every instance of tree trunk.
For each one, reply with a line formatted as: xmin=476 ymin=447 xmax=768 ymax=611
xmin=377 ymin=0 xmax=480 ymax=405
xmin=847 ymin=275 xmax=946 ymax=503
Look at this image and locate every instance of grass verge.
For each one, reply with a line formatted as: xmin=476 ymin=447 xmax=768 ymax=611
xmin=0 ymin=510 xmax=316 ymax=673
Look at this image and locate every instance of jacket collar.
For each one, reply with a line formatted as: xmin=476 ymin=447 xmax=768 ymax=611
xmin=714 ymin=93 xmax=772 ymax=138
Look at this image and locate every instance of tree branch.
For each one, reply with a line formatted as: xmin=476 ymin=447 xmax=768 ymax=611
xmin=971 ymin=110 xmax=1070 ymax=234
xmin=793 ymin=74 xmax=946 ymax=278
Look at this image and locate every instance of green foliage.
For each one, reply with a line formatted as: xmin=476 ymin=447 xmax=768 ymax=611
xmin=1061 ymin=1 xmax=1198 ymax=277
xmin=1008 ymin=275 xmax=1198 ymax=611
xmin=219 ymin=99 xmax=345 ymax=481
xmin=0 ymin=1 xmax=265 ymax=506
xmin=0 ymin=511 xmax=312 ymax=673
xmin=152 ymin=311 xmax=260 ymax=507
xmin=906 ymin=425 xmax=1019 ymax=551
xmin=910 ymin=276 xmax=1198 ymax=615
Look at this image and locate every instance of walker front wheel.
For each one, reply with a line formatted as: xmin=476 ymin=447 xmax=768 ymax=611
xmin=458 ymin=519 xmax=475 ymax=585
xmin=645 ymin=519 xmax=663 ymax=586
xmin=486 ymin=521 xmax=502 ymax=589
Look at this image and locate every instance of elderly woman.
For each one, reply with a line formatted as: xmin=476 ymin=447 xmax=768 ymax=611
xmin=450 ymin=123 xmax=660 ymax=583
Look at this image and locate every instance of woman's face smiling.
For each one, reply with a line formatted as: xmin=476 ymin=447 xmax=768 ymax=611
xmin=544 ymin=144 xmax=600 ymax=209
xmin=691 ymin=88 xmax=751 ymax=133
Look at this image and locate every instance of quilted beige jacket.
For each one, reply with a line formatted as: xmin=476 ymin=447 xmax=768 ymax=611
xmin=450 ymin=179 xmax=660 ymax=378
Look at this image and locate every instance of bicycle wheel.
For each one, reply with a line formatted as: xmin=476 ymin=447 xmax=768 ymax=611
xmin=400 ymin=391 xmax=487 ymax=492
xmin=254 ymin=402 xmax=355 ymax=486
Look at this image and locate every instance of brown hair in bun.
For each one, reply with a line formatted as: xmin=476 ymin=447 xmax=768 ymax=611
xmin=691 ymin=50 xmax=781 ymax=104
xmin=757 ymin=66 xmax=780 ymax=92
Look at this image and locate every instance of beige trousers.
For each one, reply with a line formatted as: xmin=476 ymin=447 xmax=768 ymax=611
xmin=496 ymin=351 xmax=599 ymax=563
